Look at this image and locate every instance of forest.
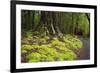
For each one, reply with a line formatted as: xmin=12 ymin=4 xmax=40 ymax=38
xmin=21 ymin=10 xmax=90 ymax=63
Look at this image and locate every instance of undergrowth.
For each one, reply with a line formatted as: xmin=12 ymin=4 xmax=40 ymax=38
xmin=21 ymin=34 xmax=83 ymax=63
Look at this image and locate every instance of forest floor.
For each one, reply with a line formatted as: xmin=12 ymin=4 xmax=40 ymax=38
xmin=21 ymin=34 xmax=90 ymax=62
xmin=77 ymin=37 xmax=90 ymax=60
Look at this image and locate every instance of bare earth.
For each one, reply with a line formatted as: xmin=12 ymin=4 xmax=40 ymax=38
xmin=76 ymin=38 xmax=90 ymax=60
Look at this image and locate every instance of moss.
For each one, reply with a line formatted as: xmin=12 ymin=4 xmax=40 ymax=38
xmin=26 ymin=44 xmax=77 ymax=62
xmin=26 ymin=52 xmax=41 ymax=62
xmin=26 ymin=31 xmax=33 ymax=39
xmin=51 ymin=38 xmax=66 ymax=47
xmin=63 ymin=34 xmax=83 ymax=50
xmin=21 ymin=50 xmax=27 ymax=54
xmin=21 ymin=45 xmax=33 ymax=51
xmin=21 ymin=34 xmax=83 ymax=63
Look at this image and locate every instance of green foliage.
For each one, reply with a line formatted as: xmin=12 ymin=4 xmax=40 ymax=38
xmin=63 ymin=34 xmax=83 ymax=50
xmin=38 ymin=47 xmax=58 ymax=61
xmin=25 ymin=44 xmax=77 ymax=62
xmin=32 ymin=31 xmax=40 ymax=36
xmin=21 ymin=35 xmax=83 ymax=63
xmin=21 ymin=10 xmax=90 ymax=38
xmin=21 ymin=10 xmax=89 ymax=63
xmin=21 ymin=49 xmax=27 ymax=54
xmin=26 ymin=52 xmax=41 ymax=62
xmin=78 ymin=13 xmax=89 ymax=37
xmin=34 ymin=11 xmax=41 ymax=26
xmin=58 ymin=50 xmax=77 ymax=60
xmin=51 ymin=37 xmax=66 ymax=47
xmin=21 ymin=45 xmax=33 ymax=51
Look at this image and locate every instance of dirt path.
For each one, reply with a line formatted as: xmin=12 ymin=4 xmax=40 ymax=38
xmin=77 ymin=38 xmax=90 ymax=60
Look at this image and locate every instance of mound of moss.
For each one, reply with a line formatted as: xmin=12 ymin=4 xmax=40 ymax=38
xmin=63 ymin=35 xmax=83 ymax=50
xmin=21 ymin=34 xmax=83 ymax=63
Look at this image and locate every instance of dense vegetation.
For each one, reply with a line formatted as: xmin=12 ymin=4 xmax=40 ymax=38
xmin=21 ymin=10 xmax=90 ymax=63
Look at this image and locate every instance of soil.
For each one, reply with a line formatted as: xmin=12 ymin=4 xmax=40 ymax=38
xmin=76 ymin=38 xmax=90 ymax=60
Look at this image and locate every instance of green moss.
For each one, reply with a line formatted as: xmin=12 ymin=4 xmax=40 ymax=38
xmin=21 ymin=34 xmax=83 ymax=63
xmin=63 ymin=34 xmax=83 ymax=50
xmin=21 ymin=45 xmax=33 ymax=51
xmin=26 ymin=52 xmax=41 ymax=62
xmin=21 ymin=50 xmax=27 ymax=54
xmin=51 ymin=38 xmax=66 ymax=47
xmin=26 ymin=31 xmax=33 ymax=39
xmin=26 ymin=44 xmax=77 ymax=62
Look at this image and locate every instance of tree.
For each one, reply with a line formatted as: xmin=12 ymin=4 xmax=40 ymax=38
xmin=21 ymin=10 xmax=90 ymax=38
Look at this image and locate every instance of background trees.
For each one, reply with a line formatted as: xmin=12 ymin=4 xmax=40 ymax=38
xmin=21 ymin=10 xmax=90 ymax=38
